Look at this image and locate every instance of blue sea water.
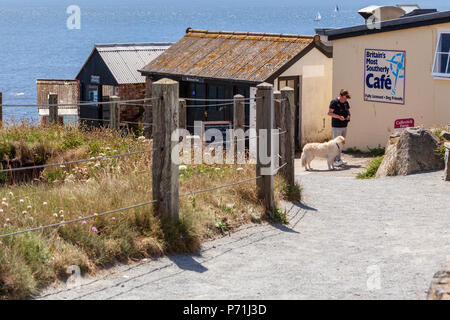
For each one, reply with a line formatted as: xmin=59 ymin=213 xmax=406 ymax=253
xmin=1 ymin=0 xmax=449 ymax=122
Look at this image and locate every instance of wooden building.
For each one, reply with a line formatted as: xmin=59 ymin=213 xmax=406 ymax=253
xmin=140 ymin=28 xmax=333 ymax=149
xmin=36 ymin=79 xmax=80 ymax=124
xmin=76 ymin=42 xmax=171 ymax=124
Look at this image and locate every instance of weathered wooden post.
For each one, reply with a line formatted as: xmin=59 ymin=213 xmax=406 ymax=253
xmin=110 ymin=96 xmax=120 ymax=130
xmin=152 ymin=78 xmax=179 ymax=222
xmin=0 ymin=91 xmax=2 ymax=127
xmin=233 ymin=94 xmax=245 ymax=131
xmin=102 ymin=96 xmax=110 ymax=125
xmin=444 ymin=142 xmax=450 ymax=181
xmin=256 ymin=83 xmax=275 ymax=215
xmin=179 ymin=98 xmax=186 ymax=129
xmin=281 ymin=87 xmax=296 ymax=186
xmin=48 ymin=93 xmax=58 ymax=125
xmin=143 ymin=77 xmax=153 ymax=138
xmin=273 ymin=91 xmax=281 ymax=130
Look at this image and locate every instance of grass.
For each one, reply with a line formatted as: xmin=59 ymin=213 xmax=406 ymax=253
xmin=432 ymin=127 xmax=448 ymax=160
xmin=356 ymin=156 xmax=384 ymax=179
xmin=343 ymin=146 xmax=385 ymax=157
xmin=0 ymin=122 xmax=295 ymax=299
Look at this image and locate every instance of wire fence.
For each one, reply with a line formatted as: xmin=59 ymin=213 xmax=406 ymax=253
xmin=0 ymin=149 xmax=154 ymax=174
xmin=0 ymin=91 xmax=291 ymax=240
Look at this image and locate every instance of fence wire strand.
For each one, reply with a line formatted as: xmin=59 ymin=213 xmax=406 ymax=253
xmin=0 ymin=149 xmax=154 ymax=173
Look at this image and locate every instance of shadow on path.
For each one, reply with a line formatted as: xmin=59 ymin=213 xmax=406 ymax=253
xmin=168 ymin=254 xmax=208 ymax=273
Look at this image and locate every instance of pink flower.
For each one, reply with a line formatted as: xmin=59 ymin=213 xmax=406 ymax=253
xmin=92 ymin=227 xmax=98 ymax=233
xmin=82 ymin=221 xmax=87 ymax=225
xmin=111 ymin=217 xmax=116 ymax=220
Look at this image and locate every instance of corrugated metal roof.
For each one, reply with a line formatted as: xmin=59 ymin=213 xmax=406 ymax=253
xmin=140 ymin=29 xmax=314 ymax=83
xmin=94 ymin=43 xmax=172 ymax=84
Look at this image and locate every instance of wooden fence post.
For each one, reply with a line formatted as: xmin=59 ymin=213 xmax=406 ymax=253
xmin=152 ymin=78 xmax=179 ymax=222
xmin=256 ymin=83 xmax=275 ymax=215
xmin=102 ymin=96 xmax=110 ymax=125
xmin=281 ymin=87 xmax=295 ymax=186
xmin=143 ymin=78 xmax=153 ymax=138
xmin=48 ymin=93 xmax=58 ymax=125
xmin=0 ymin=91 xmax=2 ymax=127
xmin=233 ymin=94 xmax=245 ymax=131
xmin=110 ymin=96 xmax=120 ymax=130
xmin=179 ymin=98 xmax=186 ymax=129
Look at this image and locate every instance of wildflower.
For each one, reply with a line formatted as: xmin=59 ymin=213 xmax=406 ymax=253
xmin=60 ymin=215 xmax=64 ymax=218
xmin=2 ymin=198 xmax=6 ymax=201
xmin=215 ymin=168 xmax=221 ymax=171
xmin=82 ymin=221 xmax=87 ymax=225
xmin=8 ymin=192 xmax=13 ymax=197
xmin=237 ymin=167 xmax=244 ymax=171
xmin=0 ymin=209 xmax=3 ymax=213
xmin=53 ymin=213 xmax=58 ymax=218
xmin=6 ymin=218 xmax=10 ymax=222
xmin=111 ymin=217 xmax=116 ymax=221
xmin=138 ymin=136 xmax=145 ymax=140
xmin=22 ymin=211 xmax=27 ymax=215
xmin=19 ymin=199 xmax=24 ymax=204
xmin=92 ymin=227 xmax=98 ymax=233
xmin=179 ymin=165 xmax=187 ymax=171
xmin=1 ymin=202 xmax=8 ymax=208
xmin=27 ymin=205 xmax=32 ymax=210
xmin=59 ymin=210 xmax=64 ymax=214
xmin=43 ymin=202 xmax=48 ymax=206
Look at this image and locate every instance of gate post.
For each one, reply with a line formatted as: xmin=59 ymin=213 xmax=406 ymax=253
xmin=110 ymin=96 xmax=120 ymax=130
xmin=281 ymin=87 xmax=295 ymax=186
xmin=152 ymin=78 xmax=179 ymax=222
xmin=48 ymin=93 xmax=58 ymax=125
xmin=256 ymin=83 xmax=275 ymax=215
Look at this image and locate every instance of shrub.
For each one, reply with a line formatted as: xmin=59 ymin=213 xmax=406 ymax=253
xmin=357 ymin=156 xmax=384 ymax=179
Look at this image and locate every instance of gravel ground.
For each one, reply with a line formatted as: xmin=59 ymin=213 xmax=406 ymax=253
xmin=37 ymin=156 xmax=450 ymax=300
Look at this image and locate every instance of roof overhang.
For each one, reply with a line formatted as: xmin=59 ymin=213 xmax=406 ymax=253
xmin=321 ymin=10 xmax=450 ymax=41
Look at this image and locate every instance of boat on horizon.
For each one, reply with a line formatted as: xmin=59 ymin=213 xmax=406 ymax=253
xmin=314 ymin=11 xmax=322 ymax=21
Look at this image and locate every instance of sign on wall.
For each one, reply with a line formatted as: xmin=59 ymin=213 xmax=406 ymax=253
xmin=364 ymin=49 xmax=406 ymax=105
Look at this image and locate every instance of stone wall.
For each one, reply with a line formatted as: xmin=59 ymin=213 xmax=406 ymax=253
xmin=117 ymin=83 xmax=146 ymax=122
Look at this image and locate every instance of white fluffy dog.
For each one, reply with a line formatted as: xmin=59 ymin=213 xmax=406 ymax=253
xmin=301 ymin=136 xmax=346 ymax=171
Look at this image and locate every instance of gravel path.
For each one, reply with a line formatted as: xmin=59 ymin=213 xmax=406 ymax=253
xmin=37 ymin=157 xmax=450 ymax=300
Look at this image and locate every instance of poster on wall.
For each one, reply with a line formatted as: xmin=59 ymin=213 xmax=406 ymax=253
xmin=364 ymin=49 xmax=406 ymax=105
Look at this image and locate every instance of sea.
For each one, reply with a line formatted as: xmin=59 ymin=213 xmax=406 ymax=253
xmin=1 ymin=0 xmax=449 ymax=122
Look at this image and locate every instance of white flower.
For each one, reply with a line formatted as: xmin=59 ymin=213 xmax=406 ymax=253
xmin=19 ymin=199 xmax=24 ymax=204
xmin=60 ymin=215 xmax=64 ymax=218
xmin=237 ymin=167 xmax=244 ymax=171
xmin=27 ymin=205 xmax=32 ymax=210
xmin=59 ymin=210 xmax=64 ymax=214
xmin=215 ymin=168 xmax=221 ymax=171
xmin=2 ymin=198 xmax=6 ymax=201
xmin=2 ymin=202 xmax=8 ymax=208
xmin=8 ymin=192 xmax=13 ymax=197
xmin=6 ymin=218 xmax=10 ymax=222
xmin=43 ymin=202 xmax=48 ymax=206
xmin=53 ymin=213 xmax=58 ymax=218
xmin=179 ymin=165 xmax=187 ymax=171
xmin=22 ymin=211 xmax=27 ymax=214
xmin=0 ymin=209 xmax=3 ymax=213
xmin=138 ymin=136 xmax=146 ymax=140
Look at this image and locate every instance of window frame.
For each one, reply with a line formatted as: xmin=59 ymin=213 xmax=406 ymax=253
xmin=432 ymin=30 xmax=450 ymax=79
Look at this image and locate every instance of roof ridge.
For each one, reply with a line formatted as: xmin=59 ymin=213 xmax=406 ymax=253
xmin=185 ymin=27 xmax=314 ymax=39
xmin=94 ymin=42 xmax=173 ymax=48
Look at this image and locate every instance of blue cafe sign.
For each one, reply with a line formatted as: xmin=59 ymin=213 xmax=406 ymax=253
xmin=364 ymin=49 xmax=406 ymax=105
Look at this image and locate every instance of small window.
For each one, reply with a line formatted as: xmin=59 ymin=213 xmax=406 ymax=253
xmin=432 ymin=31 xmax=450 ymax=78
